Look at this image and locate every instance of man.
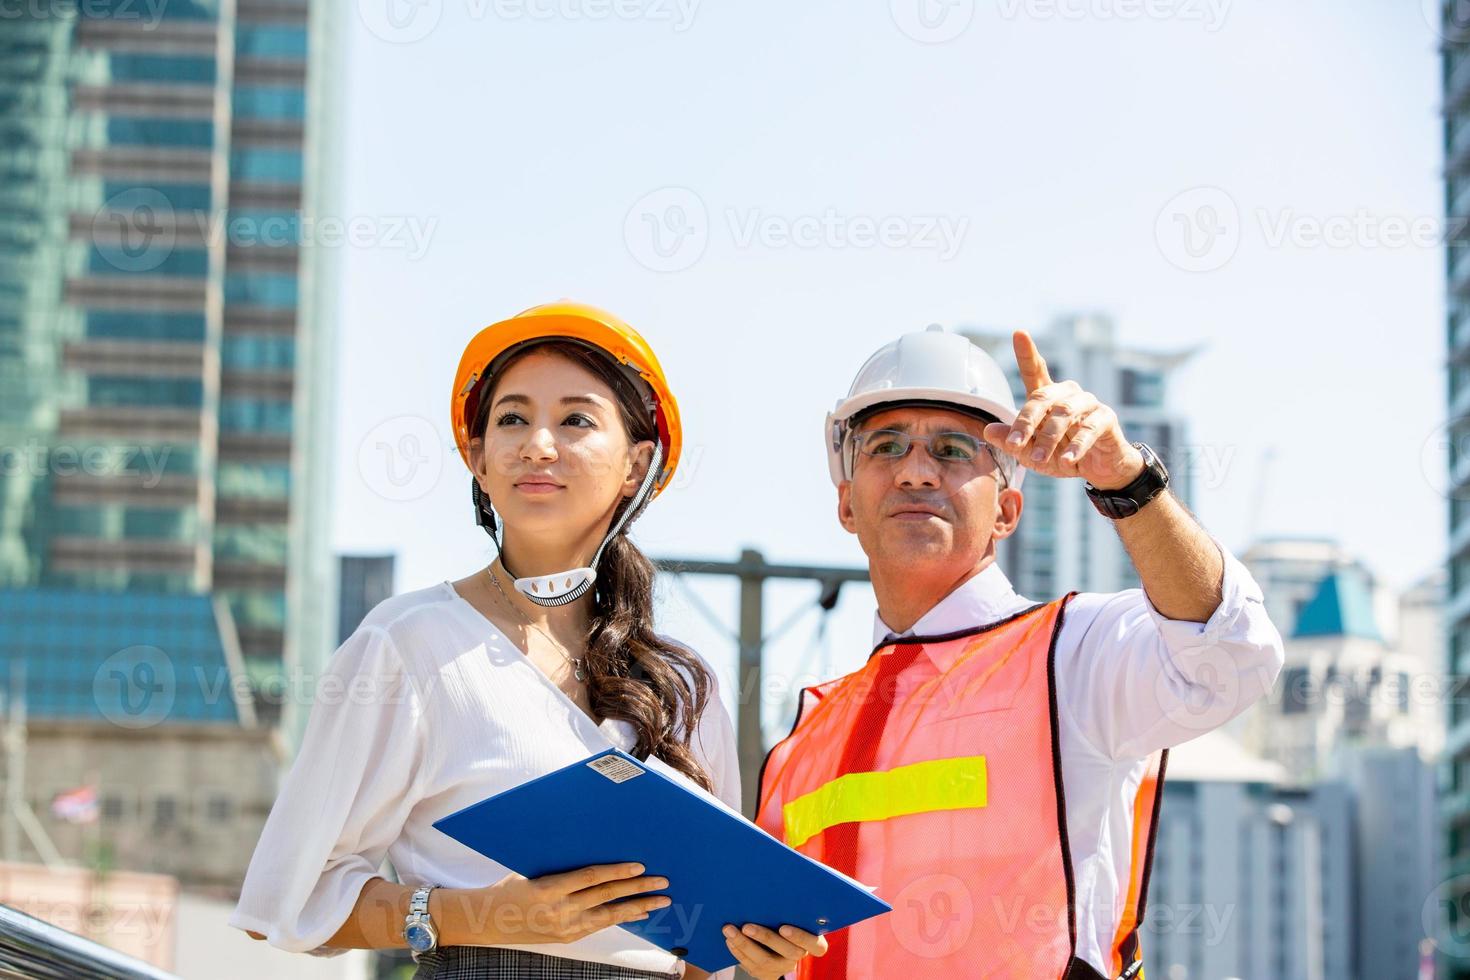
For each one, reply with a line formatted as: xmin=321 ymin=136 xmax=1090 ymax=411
xmin=755 ymin=325 xmax=1284 ymax=979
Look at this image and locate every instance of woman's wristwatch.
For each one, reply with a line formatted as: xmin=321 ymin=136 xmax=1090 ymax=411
xmin=404 ymin=884 xmax=439 ymax=957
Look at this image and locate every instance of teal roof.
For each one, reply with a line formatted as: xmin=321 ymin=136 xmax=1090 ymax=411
xmin=1293 ymin=571 xmax=1382 ymax=642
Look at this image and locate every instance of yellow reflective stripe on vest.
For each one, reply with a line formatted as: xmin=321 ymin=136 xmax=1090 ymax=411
xmin=782 ymin=756 xmax=988 ymax=848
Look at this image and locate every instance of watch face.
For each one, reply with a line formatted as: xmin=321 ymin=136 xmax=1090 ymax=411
xmin=405 ymin=923 xmax=435 ymax=952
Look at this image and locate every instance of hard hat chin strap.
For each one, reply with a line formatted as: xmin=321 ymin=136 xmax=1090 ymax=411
xmin=474 ymin=441 xmax=665 ymax=608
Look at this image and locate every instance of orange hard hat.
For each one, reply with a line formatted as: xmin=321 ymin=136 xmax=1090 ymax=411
xmin=449 ymin=301 xmax=682 ymax=496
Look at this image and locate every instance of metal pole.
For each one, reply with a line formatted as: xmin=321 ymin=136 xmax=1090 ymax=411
xmin=653 ymin=554 xmax=870 ymax=818
xmin=736 ymin=549 xmax=764 ymax=816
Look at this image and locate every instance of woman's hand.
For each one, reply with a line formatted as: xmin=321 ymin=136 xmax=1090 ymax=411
xmin=450 ymin=863 xmax=671 ymax=946
xmin=720 ymin=922 xmax=828 ymax=979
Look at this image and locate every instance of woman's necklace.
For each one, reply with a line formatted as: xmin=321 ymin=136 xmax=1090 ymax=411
xmin=486 ymin=562 xmax=589 ymax=682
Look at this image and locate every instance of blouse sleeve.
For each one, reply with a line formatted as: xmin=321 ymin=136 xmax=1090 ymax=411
xmin=228 ymin=624 xmax=427 ymax=955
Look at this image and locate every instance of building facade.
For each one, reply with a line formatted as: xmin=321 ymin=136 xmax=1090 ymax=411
xmin=1445 ymin=1 xmax=1470 ymax=974
xmin=0 ymin=0 xmax=340 ymax=743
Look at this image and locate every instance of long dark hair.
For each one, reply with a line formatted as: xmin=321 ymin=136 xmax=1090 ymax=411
xmin=471 ymin=340 xmax=716 ymax=793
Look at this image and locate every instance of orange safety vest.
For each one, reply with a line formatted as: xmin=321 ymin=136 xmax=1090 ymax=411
xmin=755 ymin=593 xmax=1167 ymax=980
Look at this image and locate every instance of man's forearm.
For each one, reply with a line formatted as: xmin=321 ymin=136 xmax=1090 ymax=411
xmin=1111 ymin=489 xmax=1223 ymax=623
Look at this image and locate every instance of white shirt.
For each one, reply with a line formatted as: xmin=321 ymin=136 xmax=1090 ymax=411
xmin=869 ymin=534 xmax=1284 ymax=977
xmin=229 ymin=579 xmax=741 ymax=979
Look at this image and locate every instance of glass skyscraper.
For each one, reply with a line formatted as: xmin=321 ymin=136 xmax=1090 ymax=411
xmin=0 ymin=0 xmax=339 ymax=744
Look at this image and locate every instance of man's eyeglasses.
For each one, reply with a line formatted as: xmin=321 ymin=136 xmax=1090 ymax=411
xmin=847 ymin=428 xmax=1002 ymax=475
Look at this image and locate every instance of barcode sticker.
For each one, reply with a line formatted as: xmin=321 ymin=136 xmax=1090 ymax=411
xmin=588 ymin=755 xmax=645 ymax=784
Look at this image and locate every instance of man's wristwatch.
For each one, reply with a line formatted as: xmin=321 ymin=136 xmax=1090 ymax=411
xmin=1084 ymin=441 xmax=1169 ymax=520
xmin=404 ymin=884 xmax=439 ymax=957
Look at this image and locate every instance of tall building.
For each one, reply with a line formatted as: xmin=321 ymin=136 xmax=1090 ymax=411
xmin=964 ymin=314 xmax=1195 ymax=598
xmin=337 ymin=553 xmax=394 ymax=645
xmin=1146 ymin=732 xmax=1434 ymax=980
xmin=0 ymin=0 xmax=341 ymax=743
xmin=1447 ymin=2 xmax=1470 ymax=974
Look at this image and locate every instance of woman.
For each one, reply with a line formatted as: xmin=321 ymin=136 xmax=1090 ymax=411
xmin=229 ymin=302 xmax=828 ymax=979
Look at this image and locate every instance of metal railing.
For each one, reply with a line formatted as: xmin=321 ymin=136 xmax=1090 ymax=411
xmin=0 ymin=903 xmax=178 ymax=980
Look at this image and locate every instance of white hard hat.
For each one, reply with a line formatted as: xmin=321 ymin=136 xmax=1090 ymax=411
xmin=825 ymin=324 xmax=1024 ymax=490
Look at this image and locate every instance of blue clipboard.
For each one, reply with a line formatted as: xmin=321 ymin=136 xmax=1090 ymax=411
xmin=432 ymin=746 xmax=891 ymax=972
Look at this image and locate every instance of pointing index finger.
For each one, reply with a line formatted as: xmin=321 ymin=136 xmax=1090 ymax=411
xmin=1012 ymin=330 xmax=1053 ymax=393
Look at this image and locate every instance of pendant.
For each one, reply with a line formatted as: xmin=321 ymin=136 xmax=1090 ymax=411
xmin=574 ymin=661 xmax=587 ymax=682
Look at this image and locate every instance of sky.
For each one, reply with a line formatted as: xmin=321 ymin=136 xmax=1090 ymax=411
xmin=327 ymin=0 xmax=1448 ymax=735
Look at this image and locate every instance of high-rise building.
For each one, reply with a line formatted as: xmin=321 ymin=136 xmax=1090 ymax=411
xmin=0 ymin=1 xmax=341 ymax=744
xmin=964 ymin=314 xmax=1195 ymax=599
xmin=1440 ymin=5 xmax=1470 ymax=967
xmin=337 ymin=554 xmax=394 ymax=645
xmin=1146 ymin=732 xmax=1434 ymax=980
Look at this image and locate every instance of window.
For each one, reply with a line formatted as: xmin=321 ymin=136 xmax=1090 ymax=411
xmin=89 ymin=244 xmax=208 ymax=278
xmin=154 ymin=796 xmax=178 ymax=826
xmin=233 ymin=85 xmax=305 ymax=120
xmin=225 ymin=273 xmax=298 ymax=309
xmin=1282 ymin=666 xmax=1313 ymax=714
xmin=107 ymin=117 xmax=214 ymax=148
xmin=205 ymin=794 xmax=233 ymax=823
xmin=223 ymin=334 xmax=295 ymax=370
xmin=230 ymin=148 xmax=302 ymax=184
xmin=1120 ymin=367 xmax=1164 ymax=407
xmin=109 ymin=53 xmax=216 ymax=85
xmin=217 ymin=460 xmax=291 ymax=498
xmin=90 ymin=376 xmax=203 ymax=408
xmin=220 ymin=398 xmax=293 ymax=433
xmin=237 ymin=25 xmax=308 ymax=59
xmin=101 ymin=794 xmax=129 ymax=821
xmin=227 ymin=209 xmax=301 ymax=247
xmin=87 ymin=310 xmax=206 ymax=341
xmin=102 ymin=181 xmax=211 ymax=212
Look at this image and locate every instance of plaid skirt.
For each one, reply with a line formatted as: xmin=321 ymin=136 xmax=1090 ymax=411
xmin=410 ymin=945 xmax=681 ymax=979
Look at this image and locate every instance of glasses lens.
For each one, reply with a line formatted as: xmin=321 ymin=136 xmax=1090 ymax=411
xmin=929 ymin=432 xmax=980 ymax=461
xmin=856 ymin=429 xmax=910 ymax=458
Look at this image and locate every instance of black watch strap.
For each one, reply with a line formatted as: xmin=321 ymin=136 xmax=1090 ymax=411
xmin=1084 ymin=442 xmax=1169 ymax=520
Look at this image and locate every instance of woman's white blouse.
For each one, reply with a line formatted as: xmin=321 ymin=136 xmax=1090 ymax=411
xmin=229 ymin=580 xmax=742 ymax=979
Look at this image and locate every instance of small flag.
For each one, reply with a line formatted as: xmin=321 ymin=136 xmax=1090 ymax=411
xmin=51 ymin=785 xmax=98 ymax=825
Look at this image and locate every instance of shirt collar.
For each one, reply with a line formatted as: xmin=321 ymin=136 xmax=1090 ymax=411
xmin=871 ymin=562 xmax=1034 ymax=649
